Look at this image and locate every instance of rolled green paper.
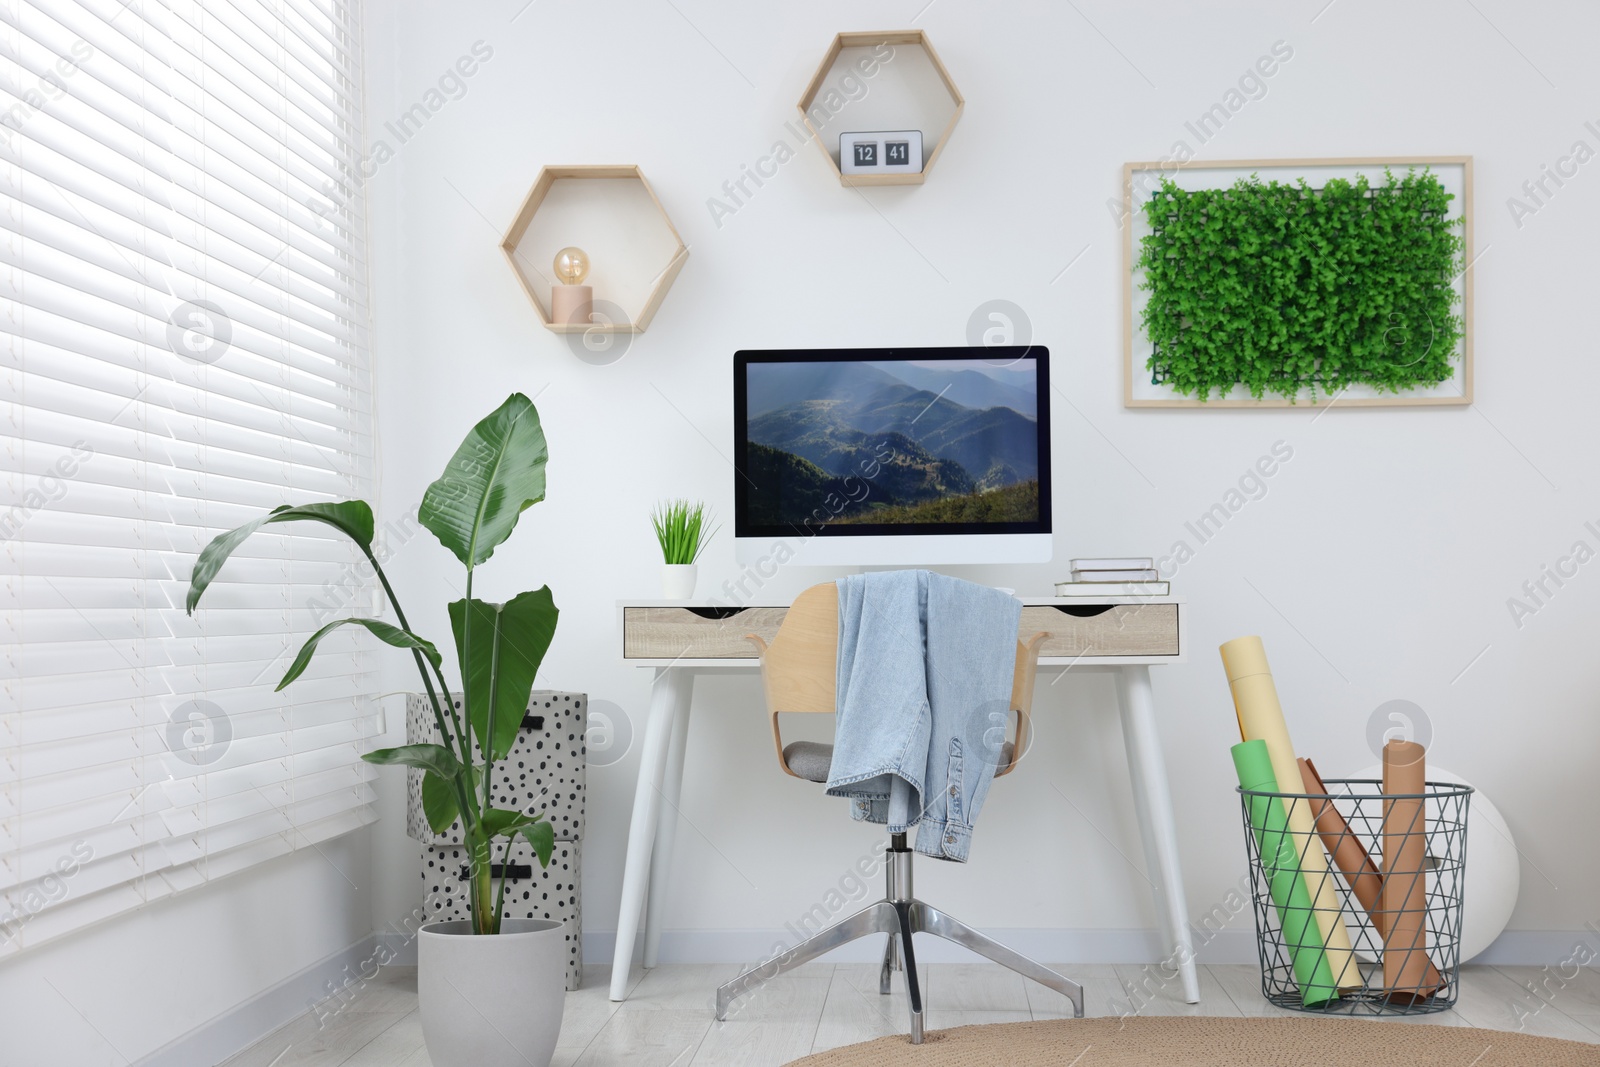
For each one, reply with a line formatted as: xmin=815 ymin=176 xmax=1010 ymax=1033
xmin=1232 ymin=739 xmax=1340 ymax=1007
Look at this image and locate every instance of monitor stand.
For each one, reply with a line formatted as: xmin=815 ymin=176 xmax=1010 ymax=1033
xmin=853 ymin=564 xmax=1015 ymax=596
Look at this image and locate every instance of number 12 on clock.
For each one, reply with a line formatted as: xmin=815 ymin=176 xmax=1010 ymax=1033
xmin=838 ymin=130 xmax=924 ymax=176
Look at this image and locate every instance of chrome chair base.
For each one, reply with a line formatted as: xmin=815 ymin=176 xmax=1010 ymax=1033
xmin=714 ymin=835 xmax=1085 ymax=1044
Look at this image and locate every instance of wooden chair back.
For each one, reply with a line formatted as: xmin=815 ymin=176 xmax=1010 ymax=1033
xmin=747 ymin=582 xmax=1048 ymax=779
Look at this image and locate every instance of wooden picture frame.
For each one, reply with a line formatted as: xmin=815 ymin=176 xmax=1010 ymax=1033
xmin=1122 ymin=156 xmax=1474 ymax=409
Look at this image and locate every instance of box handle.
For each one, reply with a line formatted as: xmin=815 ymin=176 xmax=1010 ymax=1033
xmin=459 ymin=863 xmax=533 ymax=881
xmin=521 ymin=714 xmax=544 ymax=730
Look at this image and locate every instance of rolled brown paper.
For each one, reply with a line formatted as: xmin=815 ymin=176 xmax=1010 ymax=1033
xmin=1382 ymin=739 xmax=1438 ymax=1002
xmin=1300 ymin=758 xmax=1446 ymax=999
xmin=1299 ymin=758 xmax=1386 ymax=936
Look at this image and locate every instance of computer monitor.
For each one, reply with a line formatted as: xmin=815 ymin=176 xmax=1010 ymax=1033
xmin=733 ymin=346 xmax=1052 ymax=566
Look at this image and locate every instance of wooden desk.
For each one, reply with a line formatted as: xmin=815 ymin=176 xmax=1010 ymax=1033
xmin=609 ymin=596 xmax=1200 ymax=1005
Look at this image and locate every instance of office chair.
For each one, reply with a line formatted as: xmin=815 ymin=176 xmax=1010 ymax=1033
xmin=714 ymin=583 xmax=1085 ymax=1043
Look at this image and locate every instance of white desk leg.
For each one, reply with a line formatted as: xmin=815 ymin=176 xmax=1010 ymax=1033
xmin=643 ymin=691 xmax=693 ymax=968
xmin=1115 ymin=665 xmax=1201 ymax=1004
xmin=609 ymin=667 xmax=690 ymax=1000
xmin=1116 ymin=678 xmax=1169 ymax=924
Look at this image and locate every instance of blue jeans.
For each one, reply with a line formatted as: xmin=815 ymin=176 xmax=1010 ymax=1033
xmin=824 ymin=570 xmax=1021 ymax=862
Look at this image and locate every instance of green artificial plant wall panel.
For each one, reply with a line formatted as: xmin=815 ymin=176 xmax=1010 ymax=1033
xmin=1122 ymin=158 xmax=1473 ymax=409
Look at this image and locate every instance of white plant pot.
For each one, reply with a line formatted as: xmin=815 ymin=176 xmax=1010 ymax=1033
xmin=661 ymin=563 xmax=698 ymax=599
xmin=417 ymin=918 xmax=566 ymax=1067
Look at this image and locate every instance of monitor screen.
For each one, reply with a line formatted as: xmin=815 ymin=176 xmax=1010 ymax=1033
xmin=733 ymin=347 xmax=1050 ymax=555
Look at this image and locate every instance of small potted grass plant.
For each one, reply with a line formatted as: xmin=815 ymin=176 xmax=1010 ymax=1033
xmin=652 ymin=499 xmax=716 ymax=599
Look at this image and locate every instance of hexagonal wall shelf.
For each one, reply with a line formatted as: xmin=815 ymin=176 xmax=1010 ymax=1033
xmin=501 ymin=165 xmax=688 ymax=334
xmin=797 ymin=30 xmax=964 ymax=187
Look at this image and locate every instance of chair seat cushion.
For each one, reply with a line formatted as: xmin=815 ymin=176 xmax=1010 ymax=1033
xmin=782 ymin=740 xmax=1018 ymax=784
xmin=782 ymin=741 xmax=835 ymax=783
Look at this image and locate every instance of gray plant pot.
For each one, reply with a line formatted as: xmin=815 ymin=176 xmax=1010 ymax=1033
xmin=418 ymin=918 xmax=566 ymax=1067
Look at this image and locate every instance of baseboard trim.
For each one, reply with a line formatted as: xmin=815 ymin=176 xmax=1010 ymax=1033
xmin=584 ymin=927 xmax=1260 ymax=967
xmin=584 ymin=926 xmax=1600 ymax=969
xmin=132 ymin=934 xmax=381 ymax=1067
xmin=377 ymin=928 xmax=420 ymax=966
xmin=1470 ymin=928 xmax=1600 ymax=966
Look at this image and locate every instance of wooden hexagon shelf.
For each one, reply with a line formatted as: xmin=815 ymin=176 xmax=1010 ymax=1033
xmin=501 ymin=165 xmax=688 ymax=334
xmin=797 ymin=30 xmax=964 ymax=187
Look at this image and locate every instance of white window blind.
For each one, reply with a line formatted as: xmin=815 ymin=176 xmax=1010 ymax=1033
xmin=1 ymin=0 xmax=376 ymax=955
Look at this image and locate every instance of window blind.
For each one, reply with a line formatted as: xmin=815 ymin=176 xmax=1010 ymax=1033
xmin=1 ymin=0 xmax=376 ymax=955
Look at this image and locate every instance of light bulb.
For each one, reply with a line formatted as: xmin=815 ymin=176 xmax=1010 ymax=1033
xmin=553 ymin=246 xmax=589 ymax=286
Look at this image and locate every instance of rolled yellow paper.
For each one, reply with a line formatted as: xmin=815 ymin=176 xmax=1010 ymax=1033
xmin=1220 ymin=635 xmax=1359 ymax=989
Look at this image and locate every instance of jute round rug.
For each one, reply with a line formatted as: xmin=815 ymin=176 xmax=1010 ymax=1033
xmin=785 ymin=1016 xmax=1600 ymax=1066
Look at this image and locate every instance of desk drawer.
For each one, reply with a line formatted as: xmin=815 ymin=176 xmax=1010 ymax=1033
xmin=623 ymin=606 xmax=789 ymax=659
xmin=624 ymin=603 xmax=1180 ymax=660
xmin=1020 ymin=603 xmax=1179 ymax=657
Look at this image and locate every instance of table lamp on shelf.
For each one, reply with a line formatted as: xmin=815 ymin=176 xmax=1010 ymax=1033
xmin=551 ymin=245 xmax=592 ymax=326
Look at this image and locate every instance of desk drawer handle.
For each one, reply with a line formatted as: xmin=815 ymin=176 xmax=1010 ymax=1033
xmin=685 ymin=607 xmax=747 ymax=620
xmin=1051 ymin=604 xmax=1117 ymax=618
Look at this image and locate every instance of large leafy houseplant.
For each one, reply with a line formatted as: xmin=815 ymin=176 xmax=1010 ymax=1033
xmin=186 ymin=394 xmax=559 ymax=935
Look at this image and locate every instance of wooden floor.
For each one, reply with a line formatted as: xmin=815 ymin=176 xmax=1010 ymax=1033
xmin=223 ymin=961 xmax=1600 ymax=1066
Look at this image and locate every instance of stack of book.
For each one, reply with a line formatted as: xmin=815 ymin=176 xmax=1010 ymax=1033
xmin=1055 ymin=557 xmax=1169 ymax=596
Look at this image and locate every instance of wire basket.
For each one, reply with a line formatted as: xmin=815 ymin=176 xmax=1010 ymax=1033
xmin=1237 ymin=778 xmax=1472 ymax=1015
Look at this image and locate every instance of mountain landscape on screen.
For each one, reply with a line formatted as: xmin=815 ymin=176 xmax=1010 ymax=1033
xmin=743 ymin=359 xmax=1040 ymax=527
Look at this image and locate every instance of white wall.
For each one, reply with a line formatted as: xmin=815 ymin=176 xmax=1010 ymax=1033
xmin=0 ymin=835 xmax=373 ymax=1066
xmin=362 ymin=0 xmax=1600 ymax=968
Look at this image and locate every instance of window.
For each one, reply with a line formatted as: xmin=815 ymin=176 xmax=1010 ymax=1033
xmin=2 ymin=0 xmax=375 ymax=953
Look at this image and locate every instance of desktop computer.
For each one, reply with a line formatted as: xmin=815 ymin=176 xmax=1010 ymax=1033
xmin=732 ymin=346 xmax=1051 ymax=566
